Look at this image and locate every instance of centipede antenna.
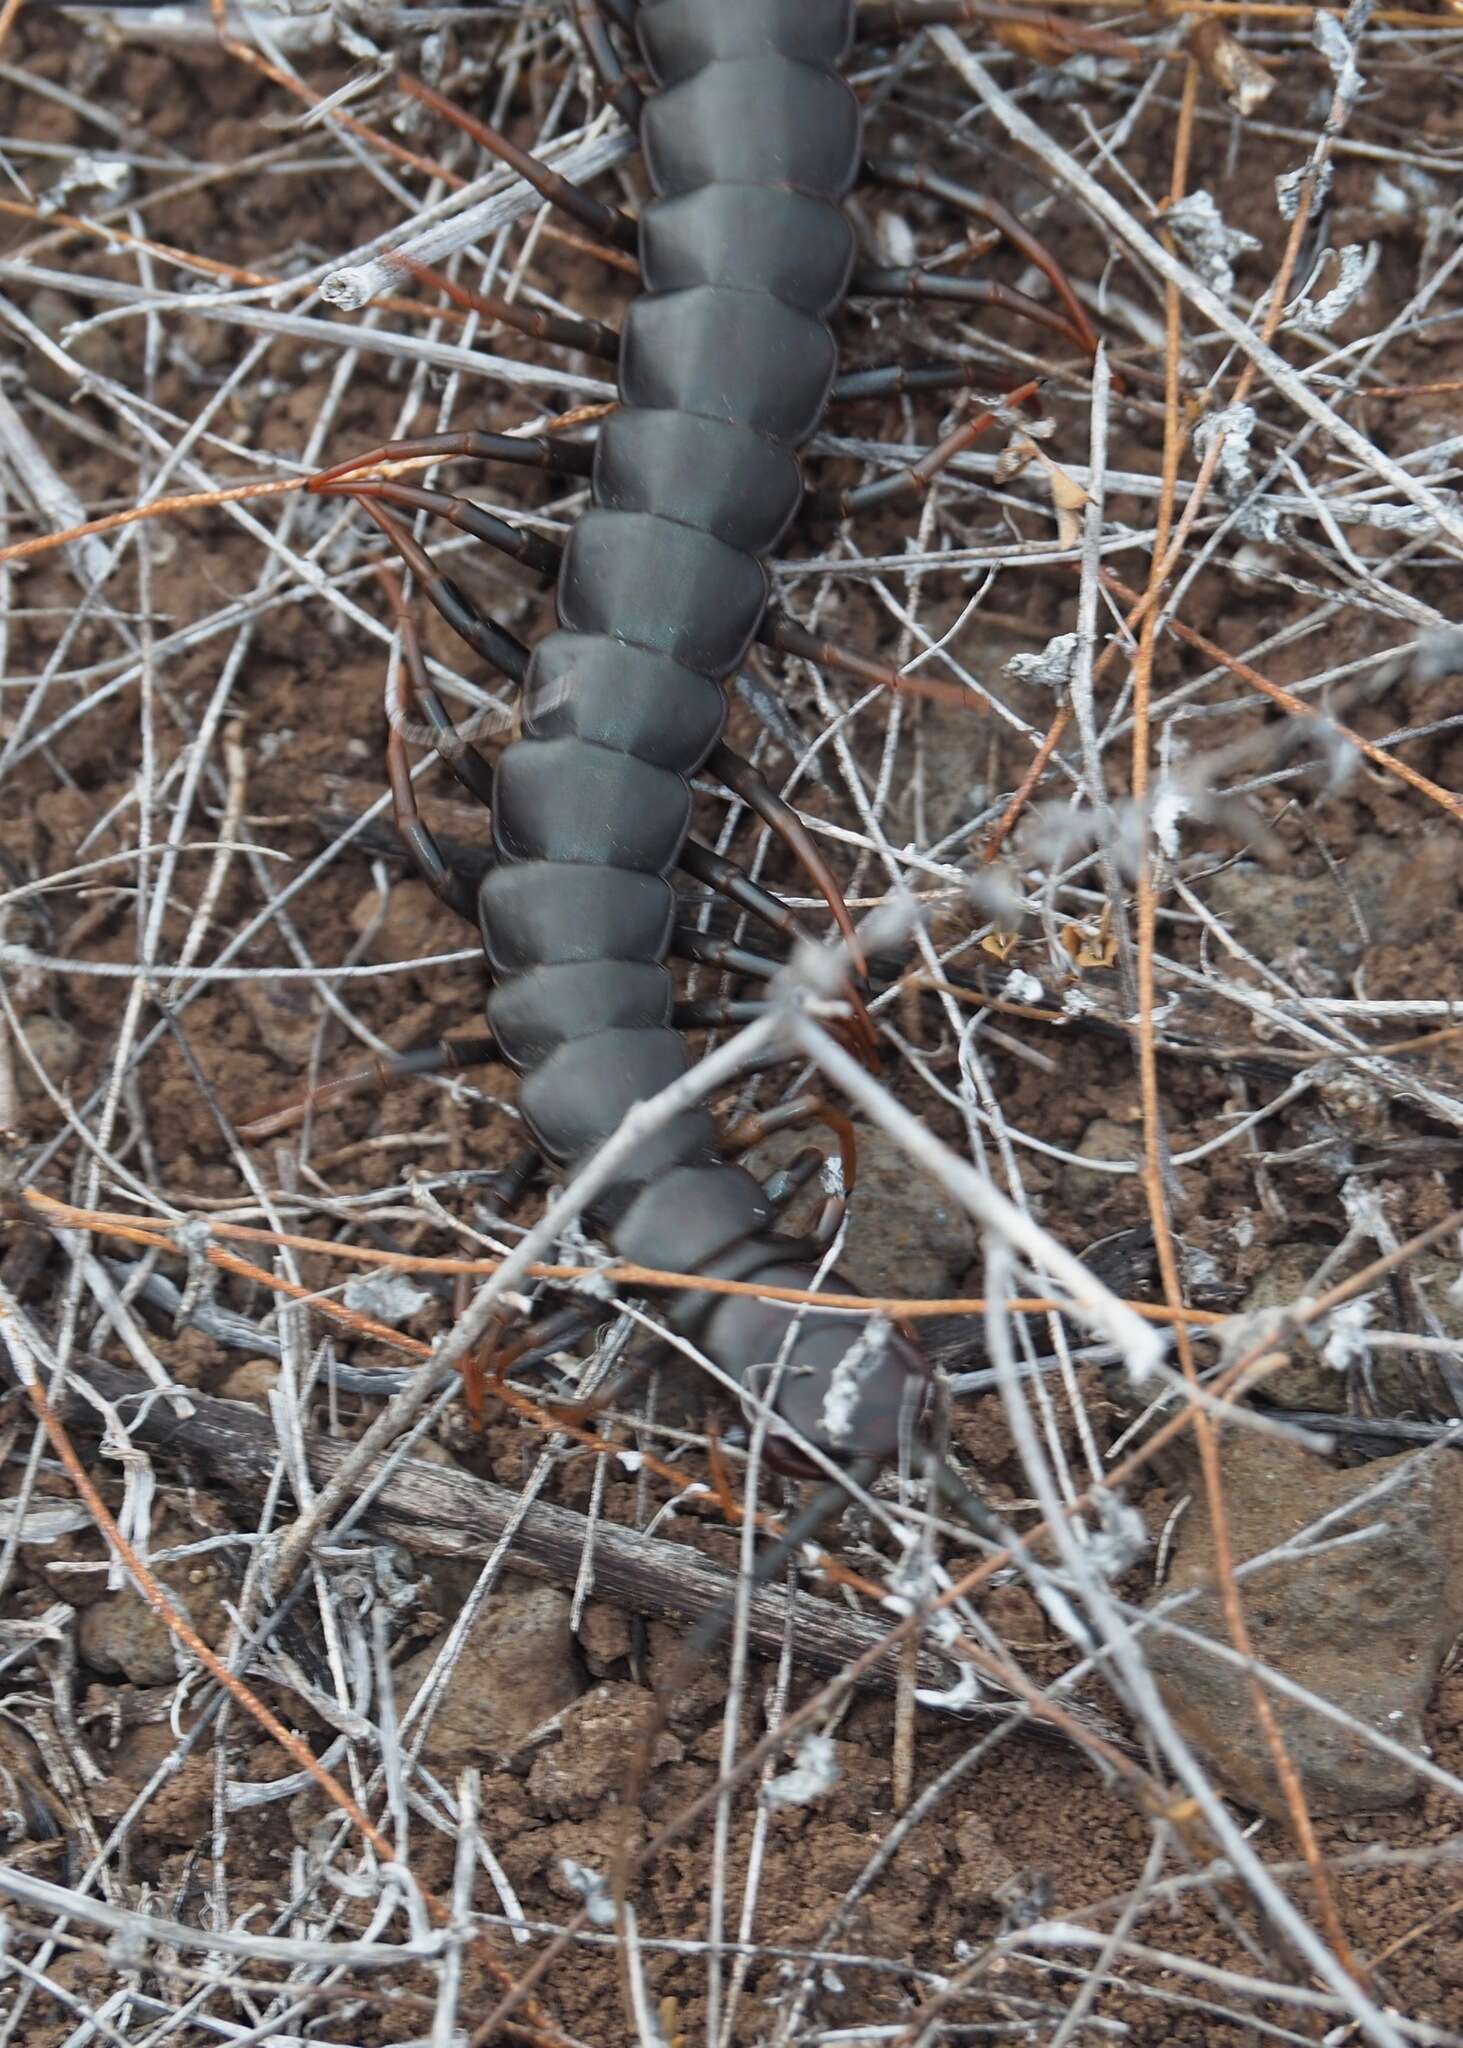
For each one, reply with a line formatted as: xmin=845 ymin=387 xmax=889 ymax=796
xmin=399 ymin=73 xmax=641 ymax=254
xmin=355 ymin=495 xmax=532 ymax=688
xmin=393 ymin=251 xmax=621 ymax=362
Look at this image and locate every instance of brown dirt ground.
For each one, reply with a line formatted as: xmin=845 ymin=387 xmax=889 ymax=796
xmin=3 ymin=10 xmax=1463 ymax=2046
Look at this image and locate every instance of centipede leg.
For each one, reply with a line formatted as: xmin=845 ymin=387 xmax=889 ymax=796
xmin=672 ymin=997 xmax=770 ymax=1031
xmin=393 ymin=251 xmax=619 ymax=362
xmin=356 ymin=495 xmax=532 ymax=690
xmin=677 ymin=837 xmax=810 ymax=950
xmin=864 ymin=156 xmax=1100 ymax=364
xmin=706 ymin=743 xmax=867 ymax=978
xmin=806 ymin=377 xmax=1042 ymax=521
xmin=680 ymin=1457 xmax=885 ymax=1665
xmin=721 ymin=1095 xmax=858 ymax=1250
xmin=239 ymin=1033 xmax=499 ymax=1143
xmin=929 ymin=1454 xmax=1004 ymax=1546
xmin=379 ymin=558 xmax=501 ymax=807
xmin=671 ymin=926 xmax=780 ymax=984
xmin=373 ymin=573 xmax=489 ymax=919
xmin=829 ymin=362 xmax=993 ymax=405
xmin=322 ymin=479 xmax=563 ymax=583
xmin=573 ymin=0 xmax=646 ymax=127
xmin=398 ymin=74 xmax=640 ymax=255
xmin=310 ymin=430 xmax=595 ymax=494
xmin=851 ymin=267 xmax=1086 ymax=353
xmin=764 ymin=609 xmax=978 ymax=711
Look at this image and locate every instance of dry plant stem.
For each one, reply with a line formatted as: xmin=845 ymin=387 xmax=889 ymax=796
xmin=1101 ymin=573 xmax=1463 ymax=824
xmin=19 ymin=1188 xmax=1227 ymax=1328
xmin=0 ymin=1333 xmax=570 ymax=2046
xmin=206 ymin=0 xmax=463 ymax=190
xmin=26 ymin=1349 xmax=973 ymax=1705
xmin=1129 ymin=60 xmax=1360 ymax=1986
xmin=928 ymin=32 xmax=1463 ymax=554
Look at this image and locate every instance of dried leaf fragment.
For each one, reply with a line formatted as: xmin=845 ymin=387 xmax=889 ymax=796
xmin=1189 ymin=20 xmax=1274 ymax=118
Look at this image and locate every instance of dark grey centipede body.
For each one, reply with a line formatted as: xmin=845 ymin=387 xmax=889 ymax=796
xmin=479 ymin=0 xmax=929 ymax=1470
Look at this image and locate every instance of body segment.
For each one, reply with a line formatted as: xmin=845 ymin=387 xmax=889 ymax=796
xmin=475 ymin=0 xmax=926 ymax=1465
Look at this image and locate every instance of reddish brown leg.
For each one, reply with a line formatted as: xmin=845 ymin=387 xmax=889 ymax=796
xmin=865 ymin=155 xmax=1101 ymax=365
xmin=239 ymin=1034 xmax=498 ymax=1142
xmin=394 ymin=250 xmax=619 ymax=362
xmin=310 ymin=429 xmax=595 ymax=494
xmin=398 ymin=74 xmax=640 ymax=255
xmin=806 ymin=377 xmax=1043 ymax=520
xmin=706 ymin=743 xmax=868 ymax=978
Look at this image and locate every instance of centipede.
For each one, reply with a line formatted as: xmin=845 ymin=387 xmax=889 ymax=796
xmin=299 ymin=0 xmax=1108 ymax=1535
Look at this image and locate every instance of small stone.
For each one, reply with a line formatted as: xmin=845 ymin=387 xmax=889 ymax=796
xmin=218 ymin=1360 xmax=280 ymax=1407
xmin=350 ymin=879 xmax=452 ymax=964
xmin=1205 ymin=863 xmax=1359 ymax=992
xmin=13 ymin=1015 xmax=83 ymax=1101
xmin=78 ymin=1593 xmax=184 ymax=1686
xmin=745 ymin=1124 xmax=976 ymax=1298
xmin=577 ymin=1602 xmax=634 ymax=1676
xmin=74 ymin=1520 xmax=231 ymax=1685
xmin=952 ymin=1813 xmax=1017 ymax=1896
xmin=526 ymin=1682 xmax=681 ymax=1818
xmin=394 ymin=1585 xmax=584 ymax=1768
xmin=1146 ymin=1435 xmax=1463 ymax=1816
